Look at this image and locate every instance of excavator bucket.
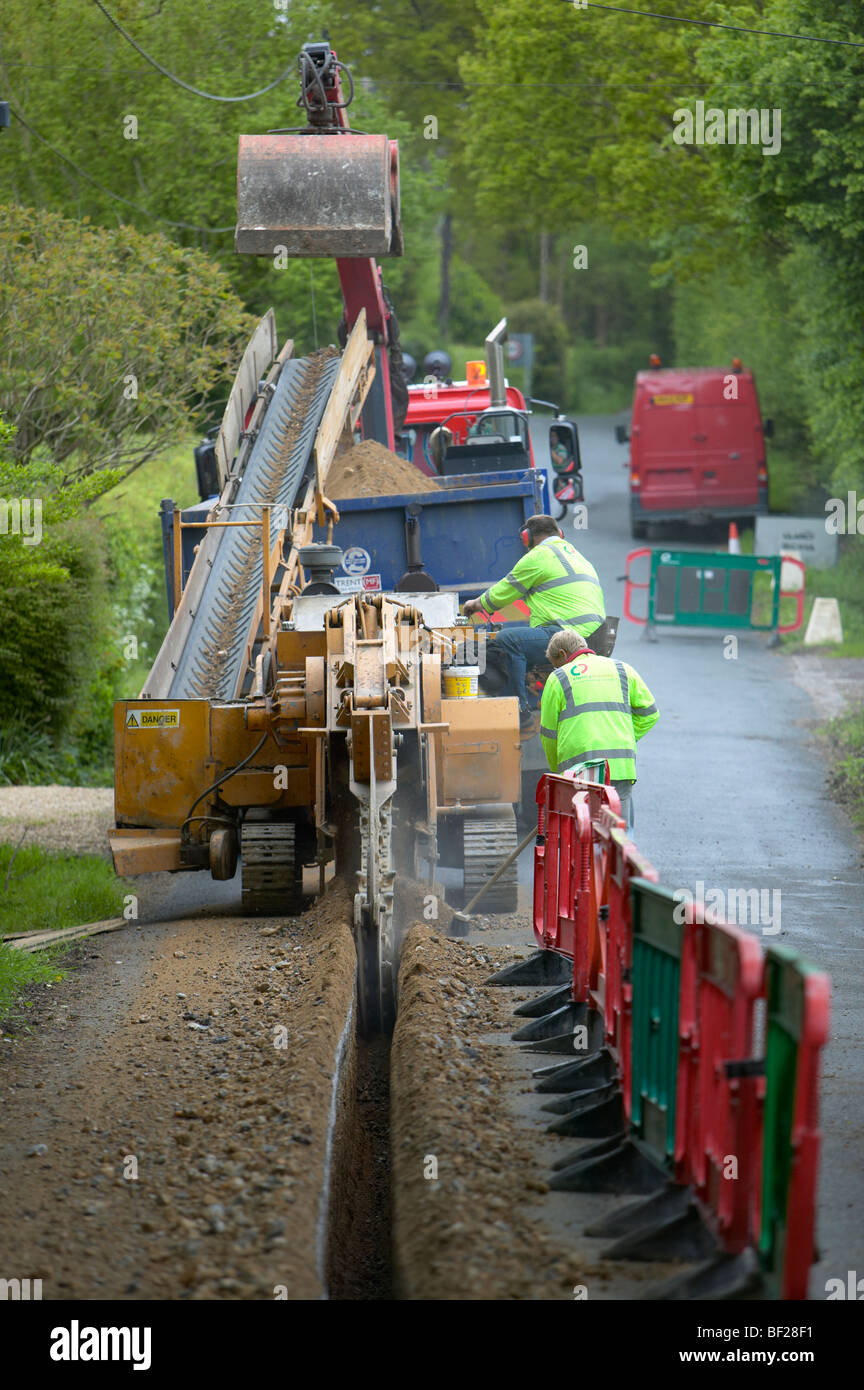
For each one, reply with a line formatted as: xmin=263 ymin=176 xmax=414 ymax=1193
xmin=236 ymin=132 xmax=402 ymax=258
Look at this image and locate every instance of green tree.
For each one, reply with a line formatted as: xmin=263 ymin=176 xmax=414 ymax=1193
xmin=506 ymin=299 xmax=567 ymax=402
xmin=0 ymin=1 xmax=448 ymax=356
xmin=0 ymin=205 xmax=253 ymax=476
xmin=0 ymin=415 xmax=117 ymax=751
xmin=321 ymin=0 xmax=485 ymax=335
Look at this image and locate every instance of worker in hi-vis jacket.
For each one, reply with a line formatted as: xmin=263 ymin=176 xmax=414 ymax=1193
xmin=462 ymin=514 xmax=610 ymax=727
xmin=539 ymin=628 xmax=659 ymax=828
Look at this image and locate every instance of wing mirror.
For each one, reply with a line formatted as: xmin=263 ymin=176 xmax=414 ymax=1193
xmin=549 ymin=419 xmax=581 ymax=473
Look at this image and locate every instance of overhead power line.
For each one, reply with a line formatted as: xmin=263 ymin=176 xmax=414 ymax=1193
xmin=90 ymin=0 xmax=296 ymax=102
xmin=9 ymin=108 xmax=236 ymax=233
xmin=567 ymin=1 xmax=864 ymax=49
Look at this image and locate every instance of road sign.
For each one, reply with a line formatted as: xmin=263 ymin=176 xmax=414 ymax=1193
xmin=755 ymin=516 xmax=838 ymax=569
xmin=505 ymin=333 xmax=534 ymax=401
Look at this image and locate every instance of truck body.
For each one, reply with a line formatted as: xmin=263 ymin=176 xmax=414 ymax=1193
xmin=163 ymin=469 xmax=546 ymax=620
xmin=623 ymin=365 xmax=770 ymax=537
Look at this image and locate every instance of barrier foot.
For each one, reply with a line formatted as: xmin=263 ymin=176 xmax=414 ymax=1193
xmin=549 ymin=1139 xmax=667 ymax=1195
xmin=521 ymin=1013 xmax=604 ymax=1054
xmin=601 ymin=1198 xmax=716 ymax=1263
xmin=642 ymin=622 xmax=659 ymax=644
xmin=532 ymin=1043 xmax=613 ymax=1091
xmin=541 ymin=1079 xmax=618 ymax=1114
xmin=546 ymin=1089 xmax=624 ymax=1138
xmin=640 ymin=1246 xmax=763 ymax=1301
xmin=512 ymin=1002 xmax=586 ymax=1042
xmin=486 ymin=950 xmax=572 ymax=987
xmin=513 ymin=983 xmax=573 ymax=1018
xmin=584 ymin=1181 xmax=690 ymax=1238
xmin=551 ymin=1132 xmax=625 ymax=1171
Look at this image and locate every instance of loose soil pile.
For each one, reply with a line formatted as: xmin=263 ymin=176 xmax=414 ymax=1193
xmin=0 ymin=884 xmax=357 ymax=1300
xmin=326 ymin=439 xmax=440 ymax=500
xmin=390 ymin=925 xmax=594 ymax=1300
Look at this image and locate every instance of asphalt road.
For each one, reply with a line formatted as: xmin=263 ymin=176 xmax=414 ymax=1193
xmin=532 ymin=407 xmax=864 ymax=1293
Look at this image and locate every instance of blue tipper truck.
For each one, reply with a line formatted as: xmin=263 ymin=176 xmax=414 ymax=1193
xmin=161 ymin=468 xmax=548 ymax=615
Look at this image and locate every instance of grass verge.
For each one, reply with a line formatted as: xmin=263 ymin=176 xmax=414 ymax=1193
xmin=0 ymin=843 xmax=126 ymax=936
xmin=823 ymin=705 xmax=864 ymax=834
xmin=0 ymin=844 xmax=127 ymax=1022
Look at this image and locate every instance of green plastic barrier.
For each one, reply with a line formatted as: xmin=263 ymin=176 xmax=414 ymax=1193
xmin=628 ymin=879 xmax=684 ymax=1165
xmin=650 ymin=550 xmax=780 ymax=630
xmin=624 ymin=548 xmax=806 ymax=639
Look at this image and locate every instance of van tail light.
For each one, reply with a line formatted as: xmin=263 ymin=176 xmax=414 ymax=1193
xmin=757 ymin=464 xmax=768 ymax=484
xmin=631 ymin=472 xmax=641 ymax=490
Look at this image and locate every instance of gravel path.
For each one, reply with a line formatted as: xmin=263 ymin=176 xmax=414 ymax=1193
xmin=0 ymin=787 xmax=113 ymax=857
xmin=0 ymin=885 xmax=357 ymax=1299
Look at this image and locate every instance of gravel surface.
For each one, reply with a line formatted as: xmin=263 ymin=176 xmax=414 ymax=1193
xmin=390 ymin=925 xmax=691 ymax=1300
xmin=391 ymin=926 xmax=592 ymax=1299
xmin=0 ymin=786 xmax=113 ymax=857
xmin=0 ymin=885 xmax=357 ymax=1300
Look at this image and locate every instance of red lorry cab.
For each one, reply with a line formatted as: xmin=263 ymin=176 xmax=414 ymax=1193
xmin=401 ymin=379 xmax=537 ymax=477
xmin=622 ymin=364 xmax=771 ymax=538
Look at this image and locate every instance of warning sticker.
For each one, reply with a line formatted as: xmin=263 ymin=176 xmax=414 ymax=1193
xmin=125 ymin=708 xmax=180 ymax=730
xmin=334 ymin=574 xmax=382 ymax=594
xmin=651 ymin=393 xmax=694 ymax=406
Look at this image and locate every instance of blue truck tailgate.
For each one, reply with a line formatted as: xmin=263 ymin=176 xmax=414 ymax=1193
xmin=314 ymin=468 xmax=548 ymax=595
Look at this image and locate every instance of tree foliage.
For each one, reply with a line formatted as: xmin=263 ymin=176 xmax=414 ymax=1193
xmin=458 ymin=0 xmax=864 ymax=487
xmin=0 ymin=205 xmax=253 ymax=476
xmin=0 ymin=415 xmax=116 ymax=744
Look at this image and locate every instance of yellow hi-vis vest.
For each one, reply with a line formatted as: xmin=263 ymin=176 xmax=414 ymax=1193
xmin=540 ymin=652 xmax=659 ymax=781
xmin=479 ymin=537 xmax=605 ymax=635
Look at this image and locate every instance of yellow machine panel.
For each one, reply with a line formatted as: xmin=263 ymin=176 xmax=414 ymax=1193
xmin=437 ymin=697 xmax=521 ymax=805
xmin=114 ymin=700 xmax=210 ymax=828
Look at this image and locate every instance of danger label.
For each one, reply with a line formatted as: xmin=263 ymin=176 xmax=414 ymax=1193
xmin=651 ymin=393 xmax=694 ymax=406
xmin=125 ymin=708 xmax=180 ymax=730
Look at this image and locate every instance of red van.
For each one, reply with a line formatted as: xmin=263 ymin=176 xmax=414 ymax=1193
xmin=617 ymin=362 xmax=772 ymax=538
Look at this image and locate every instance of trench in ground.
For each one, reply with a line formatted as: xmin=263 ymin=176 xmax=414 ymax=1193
xmin=325 ymin=1032 xmax=393 ymax=1300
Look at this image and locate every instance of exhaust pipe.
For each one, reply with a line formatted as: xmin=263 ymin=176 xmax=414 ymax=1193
xmin=485 ymin=318 xmax=508 ymax=409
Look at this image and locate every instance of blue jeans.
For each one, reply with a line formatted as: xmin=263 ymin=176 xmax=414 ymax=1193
xmin=488 ymin=623 xmax=559 ymax=712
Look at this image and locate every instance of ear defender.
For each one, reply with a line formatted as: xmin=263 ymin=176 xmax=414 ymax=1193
xmin=520 ymin=528 xmax=530 ymax=547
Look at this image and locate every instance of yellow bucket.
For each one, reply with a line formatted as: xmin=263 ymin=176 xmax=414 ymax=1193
xmin=443 ymin=665 xmax=479 ymax=699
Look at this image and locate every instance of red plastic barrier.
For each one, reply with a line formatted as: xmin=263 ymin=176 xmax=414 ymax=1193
xmin=531 ymin=773 xmax=831 ymax=1300
xmin=675 ymin=907 xmax=764 ymax=1253
xmin=533 ymin=772 xmax=657 ymax=1025
xmin=594 ymin=812 xmax=659 ymax=1117
xmin=622 ymin=546 xmax=651 ymax=626
xmin=533 ymin=773 xmax=593 ymax=963
xmin=775 ymin=964 xmax=831 ymax=1300
xmin=777 ymin=555 xmax=807 ymax=635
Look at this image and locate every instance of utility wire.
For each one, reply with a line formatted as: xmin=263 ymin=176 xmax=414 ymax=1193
xmin=9 ymin=108 xmax=235 ymax=233
xmin=90 ymin=0 xmax=296 ymax=101
xmin=566 ymin=2 xmax=864 ymax=49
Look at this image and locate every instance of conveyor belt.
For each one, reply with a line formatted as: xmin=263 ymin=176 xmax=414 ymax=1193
xmin=145 ymin=349 xmax=340 ymax=702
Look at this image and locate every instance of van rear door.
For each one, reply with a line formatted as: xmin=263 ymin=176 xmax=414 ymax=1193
xmin=635 ymin=376 xmax=699 ymax=512
xmin=693 ymin=373 xmax=758 ymax=508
